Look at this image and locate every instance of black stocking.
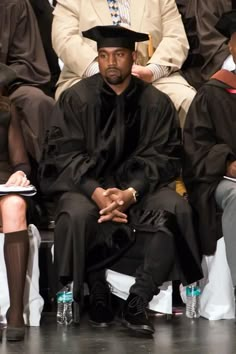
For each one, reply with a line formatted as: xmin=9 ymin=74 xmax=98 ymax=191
xmin=4 ymin=230 xmax=29 ymax=327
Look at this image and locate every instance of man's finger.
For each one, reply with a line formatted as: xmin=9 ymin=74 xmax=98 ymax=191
xmin=100 ymin=201 xmax=118 ymax=215
xmin=103 ymin=188 xmax=119 ymax=196
xmin=112 ymin=217 xmax=128 ymax=223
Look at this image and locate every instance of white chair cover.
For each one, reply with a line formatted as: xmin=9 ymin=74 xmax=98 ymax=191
xmin=181 ymin=237 xmax=235 ymax=320
xmin=106 ymin=269 xmax=173 ymax=314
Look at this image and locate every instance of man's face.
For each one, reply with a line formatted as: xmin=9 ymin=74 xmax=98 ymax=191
xmin=98 ymin=47 xmax=136 ymax=87
xmin=229 ymin=33 xmax=236 ymax=65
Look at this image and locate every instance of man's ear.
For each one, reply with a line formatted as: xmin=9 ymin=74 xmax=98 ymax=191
xmin=132 ymin=51 xmax=137 ymax=63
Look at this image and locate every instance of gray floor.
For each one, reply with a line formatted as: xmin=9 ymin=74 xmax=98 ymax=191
xmin=1 ymin=312 xmax=236 ymax=354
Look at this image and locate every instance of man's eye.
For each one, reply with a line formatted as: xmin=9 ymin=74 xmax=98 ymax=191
xmin=117 ymin=52 xmax=124 ymax=57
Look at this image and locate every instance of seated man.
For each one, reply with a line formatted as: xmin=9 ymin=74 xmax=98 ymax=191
xmin=40 ymin=26 xmax=202 ymax=335
xmin=29 ymin=0 xmax=61 ymax=96
xmin=183 ymin=11 xmax=236 ymax=299
xmin=52 ymin=0 xmax=196 ymax=128
xmin=176 ymin=0 xmax=232 ymax=89
xmin=0 ymin=0 xmax=55 ymax=162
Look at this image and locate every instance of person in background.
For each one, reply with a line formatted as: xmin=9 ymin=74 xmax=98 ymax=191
xmin=0 ymin=64 xmax=32 ymax=342
xmin=40 ymin=25 xmax=202 ymax=335
xmin=29 ymin=0 xmax=61 ymax=96
xmin=176 ymin=0 xmax=233 ymax=89
xmin=183 ymin=11 xmax=236 ymax=304
xmin=0 ymin=0 xmax=55 ymax=163
xmin=51 ymin=0 xmax=196 ymax=128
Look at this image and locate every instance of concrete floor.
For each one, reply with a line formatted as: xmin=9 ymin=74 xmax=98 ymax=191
xmin=1 ymin=312 xmax=236 ymax=354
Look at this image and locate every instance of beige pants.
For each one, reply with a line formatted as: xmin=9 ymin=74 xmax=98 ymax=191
xmin=153 ymin=71 xmax=196 ymax=129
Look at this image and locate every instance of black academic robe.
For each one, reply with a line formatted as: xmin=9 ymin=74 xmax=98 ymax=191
xmin=40 ymin=74 xmax=181 ymax=197
xmin=29 ymin=0 xmax=61 ymax=94
xmin=183 ymin=71 xmax=236 ymax=255
xmin=0 ymin=0 xmax=50 ymax=92
xmin=176 ymin=0 xmax=231 ymax=89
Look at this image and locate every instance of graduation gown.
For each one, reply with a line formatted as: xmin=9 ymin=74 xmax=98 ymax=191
xmin=183 ymin=70 xmax=236 ymax=255
xmin=0 ymin=0 xmax=50 ymax=92
xmin=176 ymin=0 xmax=232 ymax=89
xmin=29 ymin=0 xmax=61 ymax=95
xmin=40 ymin=74 xmax=181 ymax=196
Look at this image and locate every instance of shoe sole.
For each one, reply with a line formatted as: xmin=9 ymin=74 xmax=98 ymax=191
xmin=6 ymin=327 xmax=25 ymax=341
xmin=122 ymin=319 xmax=155 ymax=335
xmin=89 ymin=320 xmax=114 ymax=328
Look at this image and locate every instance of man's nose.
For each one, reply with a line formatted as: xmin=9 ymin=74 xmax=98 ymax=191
xmin=107 ymin=54 xmax=116 ymax=65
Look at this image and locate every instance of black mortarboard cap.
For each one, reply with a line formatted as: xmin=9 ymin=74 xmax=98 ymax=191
xmin=82 ymin=25 xmax=149 ymax=50
xmin=215 ymin=10 xmax=236 ymax=39
xmin=0 ymin=63 xmax=17 ymax=87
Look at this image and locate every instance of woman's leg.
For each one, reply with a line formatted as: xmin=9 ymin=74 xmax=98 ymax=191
xmin=0 ymin=195 xmax=29 ymax=330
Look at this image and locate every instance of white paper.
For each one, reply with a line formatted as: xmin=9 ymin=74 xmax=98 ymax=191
xmin=223 ymin=176 xmax=236 ymax=182
xmin=0 ymin=184 xmax=36 ymax=196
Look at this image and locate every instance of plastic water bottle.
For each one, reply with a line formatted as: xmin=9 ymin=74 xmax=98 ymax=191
xmin=57 ymin=284 xmax=73 ymax=325
xmin=185 ymin=282 xmax=201 ymax=318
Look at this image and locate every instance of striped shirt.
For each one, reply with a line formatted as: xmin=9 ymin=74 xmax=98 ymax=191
xmin=84 ymin=0 xmax=170 ymax=81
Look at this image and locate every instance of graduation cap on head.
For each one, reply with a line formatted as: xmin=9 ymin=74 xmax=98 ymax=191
xmin=82 ymin=25 xmax=149 ymax=50
xmin=0 ymin=63 xmax=17 ymax=87
xmin=215 ymin=10 xmax=236 ymax=39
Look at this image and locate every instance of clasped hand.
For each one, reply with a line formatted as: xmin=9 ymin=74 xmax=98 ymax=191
xmin=92 ymin=187 xmax=135 ymax=224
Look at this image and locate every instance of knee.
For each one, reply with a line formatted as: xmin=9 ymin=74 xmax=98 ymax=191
xmin=222 ymin=187 xmax=236 ymax=209
xmin=1 ymin=195 xmax=27 ymax=217
xmin=29 ymin=88 xmax=55 ymax=109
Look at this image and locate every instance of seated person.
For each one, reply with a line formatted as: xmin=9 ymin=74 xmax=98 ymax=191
xmin=176 ymin=0 xmax=232 ymax=89
xmin=52 ymin=0 xmax=196 ymax=128
xmin=0 ymin=0 xmax=55 ymax=162
xmin=0 ymin=64 xmax=32 ymax=342
xmin=183 ymin=10 xmax=236 ymax=302
xmin=29 ymin=0 xmax=61 ymax=96
xmin=40 ymin=26 xmax=203 ymax=335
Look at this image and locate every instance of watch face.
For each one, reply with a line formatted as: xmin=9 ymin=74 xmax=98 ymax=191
xmin=136 ymin=191 xmax=139 ymax=201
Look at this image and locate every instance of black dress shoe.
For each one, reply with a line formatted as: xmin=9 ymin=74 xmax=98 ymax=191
xmin=6 ymin=326 xmax=25 ymax=341
xmin=122 ymin=293 xmax=155 ymax=335
xmin=88 ymin=281 xmax=114 ymax=327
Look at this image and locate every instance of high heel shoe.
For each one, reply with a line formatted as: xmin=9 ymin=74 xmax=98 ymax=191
xmin=6 ymin=308 xmax=25 ymax=341
xmin=6 ymin=326 xmax=25 ymax=341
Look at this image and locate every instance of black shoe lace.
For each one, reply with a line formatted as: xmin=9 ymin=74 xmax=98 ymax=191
xmin=91 ymin=281 xmax=111 ymax=305
xmin=128 ymin=296 xmax=147 ymax=316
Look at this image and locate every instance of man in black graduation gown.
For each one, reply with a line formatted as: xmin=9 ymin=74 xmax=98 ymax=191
xmin=183 ymin=11 xmax=236 ymax=300
xmin=40 ymin=25 xmax=202 ymax=335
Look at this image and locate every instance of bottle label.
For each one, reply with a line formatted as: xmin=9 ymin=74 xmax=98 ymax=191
xmin=186 ymin=287 xmax=201 ymax=297
xmin=57 ymin=291 xmax=73 ymax=303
